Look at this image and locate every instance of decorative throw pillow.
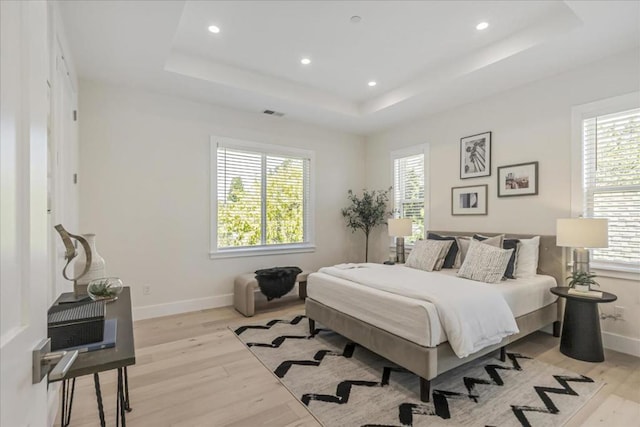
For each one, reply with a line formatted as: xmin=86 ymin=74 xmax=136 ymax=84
xmin=474 ymin=234 xmax=520 ymax=279
xmin=501 ymin=239 xmax=520 ymax=279
xmin=472 ymin=234 xmax=504 ymax=248
xmin=406 ymin=239 xmax=454 ymax=272
xmin=515 ymin=236 xmax=540 ymax=278
xmin=454 ymin=236 xmax=472 ymax=268
xmin=457 ymin=240 xmax=514 ymax=284
xmin=427 ymin=232 xmax=458 ymax=268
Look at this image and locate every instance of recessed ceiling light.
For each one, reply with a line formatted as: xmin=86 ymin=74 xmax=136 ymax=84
xmin=350 ymin=16 xmax=362 ymax=24
xmin=300 ymin=58 xmax=311 ymax=65
xmin=368 ymin=81 xmax=377 ymax=87
xmin=476 ymin=22 xmax=489 ymax=31
xmin=208 ymin=25 xmax=221 ymax=34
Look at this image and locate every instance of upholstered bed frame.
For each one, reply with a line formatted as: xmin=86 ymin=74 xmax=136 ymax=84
xmin=305 ymin=232 xmax=565 ymax=402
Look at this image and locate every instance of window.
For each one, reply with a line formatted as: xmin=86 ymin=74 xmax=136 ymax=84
xmin=391 ymin=146 xmax=428 ymax=244
xmin=573 ymin=93 xmax=639 ymax=272
xmin=210 ymin=137 xmax=314 ymax=258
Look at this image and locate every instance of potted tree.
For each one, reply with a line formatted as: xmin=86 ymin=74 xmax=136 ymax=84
xmin=567 ymin=271 xmax=599 ymax=293
xmin=342 ymin=188 xmax=392 ymax=262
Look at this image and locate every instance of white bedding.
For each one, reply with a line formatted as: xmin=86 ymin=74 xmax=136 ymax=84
xmin=307 ymin=264 xmax=557 ymax=357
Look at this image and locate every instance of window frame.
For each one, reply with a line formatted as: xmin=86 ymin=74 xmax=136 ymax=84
xmin=570 ymin=92 xmax=640 ymax=278
xmin=390 ymin=144 xmax=430 ymax=248
xmin=210 ymin=136 xmax=316 ymax=259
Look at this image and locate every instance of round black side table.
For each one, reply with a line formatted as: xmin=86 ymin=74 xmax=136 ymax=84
xmin=550 ymin=287 xmax=617 ymax=362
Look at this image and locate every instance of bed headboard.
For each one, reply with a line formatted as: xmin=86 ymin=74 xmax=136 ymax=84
xmin=429 ymin=231 xmax=566 ymax=286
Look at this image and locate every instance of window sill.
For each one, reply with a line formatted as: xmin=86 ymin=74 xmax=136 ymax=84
xmin=590 ymin=262 xmax=640 ymax=281
xmin=210 ymin=244 xmax=316 ymax=259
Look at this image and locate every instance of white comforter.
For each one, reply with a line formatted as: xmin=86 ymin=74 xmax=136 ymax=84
xmin=318 ymin=264 xmax=519 ymax=358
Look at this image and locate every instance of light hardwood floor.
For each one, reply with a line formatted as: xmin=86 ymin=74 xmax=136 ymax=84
xmin=57 ymin=298 xmax=639 ymax=426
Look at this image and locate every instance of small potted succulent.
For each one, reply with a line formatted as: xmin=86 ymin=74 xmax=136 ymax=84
xmin=567 ymin=271 xmax=599 ymax=293
xmin=87 ymin=277 xmax=124 ymax=302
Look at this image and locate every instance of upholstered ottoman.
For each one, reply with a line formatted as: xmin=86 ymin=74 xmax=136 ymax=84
xmin=233 ymin=271 xmax=311 ymax=317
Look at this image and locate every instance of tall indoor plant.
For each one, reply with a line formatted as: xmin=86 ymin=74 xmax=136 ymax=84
xmin=341 ymin=188 xmax=392 ymax=262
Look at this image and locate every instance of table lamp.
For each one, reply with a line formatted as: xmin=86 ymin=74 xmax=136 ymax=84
xmin=388 ymin=218 xmax=412 ymax=264
xmin=556 ymin=218 xmax=608 ymax=273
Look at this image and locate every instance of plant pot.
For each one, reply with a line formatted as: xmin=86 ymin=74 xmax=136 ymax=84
xmin=87 ymin=277 xmax=123 ymax=302
xmin=574 ymin=284 xmax=590 ymax=293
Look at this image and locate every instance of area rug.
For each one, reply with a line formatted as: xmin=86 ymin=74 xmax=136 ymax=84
xmin=233 ymin=315 xmax=603 ymax=427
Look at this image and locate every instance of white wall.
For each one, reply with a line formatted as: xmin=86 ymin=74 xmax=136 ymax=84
xmin=364 ymin=49 xmax=640 ymax=354
xmin=78 ymin=80 xmax=365 ymax=319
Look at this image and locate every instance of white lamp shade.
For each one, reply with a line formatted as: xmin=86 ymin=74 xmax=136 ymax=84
xmin=388 ymin=218 xmax=412 ymax=237
xmin=556 ymin=218 xmax=608 ymax=248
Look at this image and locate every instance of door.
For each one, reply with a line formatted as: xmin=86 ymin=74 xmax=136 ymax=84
xmin=1 ymin=1 xmax=52 ymax=426
xmin=49 ymin=39 xmax=79 ymax=299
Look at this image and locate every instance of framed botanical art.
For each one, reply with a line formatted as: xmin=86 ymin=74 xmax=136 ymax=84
xmin=451 ymin=184 xmax=488 ymax=215
xmin=460 ymin=131 xmax=491 ymax=179
xmin=497 ymin=161 xmax=539 ymax=197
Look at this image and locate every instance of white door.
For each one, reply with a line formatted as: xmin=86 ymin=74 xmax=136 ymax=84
xmin=50 ymin=40 xmax=79 ymax=299
xmin=1 ymin=1 xmax=52 ymax=426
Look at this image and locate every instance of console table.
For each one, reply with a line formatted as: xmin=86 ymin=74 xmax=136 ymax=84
xmin=51 ymin=287 xmax=136 ymax=427
xmin=551 ymin=287 xmax=617 ymax=362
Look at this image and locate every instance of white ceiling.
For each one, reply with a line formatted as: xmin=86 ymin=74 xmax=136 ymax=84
xmin=59 ymin=1 xmax=640 ymax=135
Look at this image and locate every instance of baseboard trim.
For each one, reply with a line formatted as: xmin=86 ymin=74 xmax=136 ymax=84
xmin=133 ymin=294 xmax=234 ymax=321
xmin=602 ymin=331 xmax=640 ymax=357
xmin=132 ymin=284 xmax=301 ymax=321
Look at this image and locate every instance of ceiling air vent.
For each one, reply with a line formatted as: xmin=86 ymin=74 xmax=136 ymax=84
xmin=263 ymin=109 xmax=285 ymax=117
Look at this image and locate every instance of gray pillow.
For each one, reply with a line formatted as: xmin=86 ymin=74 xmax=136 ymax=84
xmin=406 ymin=240 xmax=453 ymax=272
xmin=455 ymin=234 xmax=503 ymax=268
xmin=454 ymin=236 xmax=472 ymax=268
xmin=457 ymin=240 xmax=513 ymax=284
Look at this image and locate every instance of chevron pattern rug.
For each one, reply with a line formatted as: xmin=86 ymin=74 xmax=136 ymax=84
xmin=233 ymin=315 xmax=603 ymax=427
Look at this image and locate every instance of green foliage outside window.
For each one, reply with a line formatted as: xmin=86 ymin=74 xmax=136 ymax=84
xmin=218 ymin=159 xmax=305 ymax=248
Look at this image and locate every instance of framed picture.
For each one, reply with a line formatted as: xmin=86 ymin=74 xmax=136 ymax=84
xmin=451 ymin=184 xmax=488 ymax=215
xmin=460 ymin=131 xmax=491 ymax=179
xmin=497 ymin=161 xmax=539 ymax=197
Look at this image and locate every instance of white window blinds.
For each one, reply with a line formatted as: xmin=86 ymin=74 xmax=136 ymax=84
xmin=216 ymin=143 xmax=311 ymax=250
xmin=583 ymin=107 xmax=640 ymax=266
xmin=393 ymin=153 xmax=425 ymax=243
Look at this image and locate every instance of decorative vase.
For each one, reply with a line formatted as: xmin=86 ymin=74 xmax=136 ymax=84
xmin=73 ymin=233 xmax=106 ymax=296
xmin=574 ymin=284 xmax=590 ymax=293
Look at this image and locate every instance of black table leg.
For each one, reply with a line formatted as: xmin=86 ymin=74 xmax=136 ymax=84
xmin=124 ymin=366 xmax=131 ymax=412
xmin=93 ymin=373 xmax=106 ymax=427
xmin=116 ymin=369 xmax=121 ymax=427
xmin=60 ymin=378 xmax=76 ymax=427
xmin=560 ymin=298 xmax=604 ymax=362
xmin=116 ymin=368 xmax=127 ymax=427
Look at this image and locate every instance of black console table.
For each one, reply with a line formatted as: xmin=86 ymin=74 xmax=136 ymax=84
xmin=51 ymin=287 xmax=136 ymax=426
xmin=551 ymin=287 xmax=617 ymax=362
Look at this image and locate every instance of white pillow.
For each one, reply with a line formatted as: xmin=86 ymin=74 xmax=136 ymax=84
xmin=406 ymin=240 xmax=453 ymax=272
xmin=515 ymin=236 xmax=540 ymax=278
xmin=457 ymin=240 xmax=514 ymax=284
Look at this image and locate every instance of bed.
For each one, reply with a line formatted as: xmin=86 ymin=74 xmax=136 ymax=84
xmin=305 ymin=232 xmax=564 ymax=402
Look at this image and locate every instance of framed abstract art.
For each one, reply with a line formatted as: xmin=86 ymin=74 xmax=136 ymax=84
xmin=460 ymin=132 xmax=491 ymax=179
xmin=451 ymin=184 xmax=488 ymax=215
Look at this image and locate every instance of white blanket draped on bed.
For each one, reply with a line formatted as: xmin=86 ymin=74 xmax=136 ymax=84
xmin=318 ymin=264 xmax=519 ymax=358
